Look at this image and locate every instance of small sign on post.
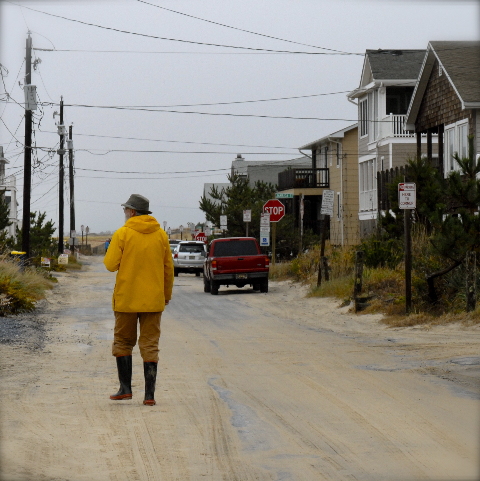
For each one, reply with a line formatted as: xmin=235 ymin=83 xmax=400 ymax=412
xmin=399 ymin=182 xmax=416 ymax=314
xmin=320 ymin=190 xmax=335 ymax=216
xmin=398 ymin=183 xmax=416 ymax=209
xmin=58 ymin=253 xmax=69 ymax=265
xmin=41 ymin=257 xmax=51 ymax=267
xmin=243 ymin=210 xmax=251 ymax=236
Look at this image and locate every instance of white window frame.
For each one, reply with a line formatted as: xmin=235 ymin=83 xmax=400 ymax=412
xmin=360 ymin=98 xmax=368 ymax=138
xmin=444 ymin=119 xmax=469 ymax=176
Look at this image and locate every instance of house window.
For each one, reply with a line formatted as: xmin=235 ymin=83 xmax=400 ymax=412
xmin=359 ymin=158 xmax=377 ymax=212
xmin=445 ymin=120 xmax=469 ymax=174
xmin=360 ymin=99 xmax=368 ymax=137
xmin=337 ymin=192 xmax=341 ymax=219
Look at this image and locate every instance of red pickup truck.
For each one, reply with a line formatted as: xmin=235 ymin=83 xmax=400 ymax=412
xmin=203 ymin=237 xmax=269 ymax=295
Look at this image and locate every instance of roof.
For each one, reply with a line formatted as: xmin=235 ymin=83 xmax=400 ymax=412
xmin=348 ymin=49 xmax=425 ymax=99
xmin=232 ymin=156 xmax=309 ymax=169
xmin=299 ymin=123 xmax=358 ymax=151
xmin=405 ymin=41 xmax=480 ymax=127
xmin=430 ymin=41 xmax=480 ymax=104
xmin=366 ymin=49 xmax=426 ymax=80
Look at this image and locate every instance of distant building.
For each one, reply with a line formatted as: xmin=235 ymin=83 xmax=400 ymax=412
xmin=0 ymin=147 xmax=18 ymax=240
xmin=202 ymin=183 xmax=230 ymax=206
xmin=231 ymin=154 xmax=310 ymax=186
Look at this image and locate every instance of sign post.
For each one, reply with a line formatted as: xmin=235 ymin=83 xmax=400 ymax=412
xmin=399 ymin=183 xmax=416 ymax=315
xmin=243 ymin=210 xmax=251 ymax=236
xmin=260 ymin=213 xmax=270 ymax=247
xmin=81 ymin=224 xmax=84 ymax=249
xmin=318 ymin=190 xmax=335 ymax=286
xmin=220 ymin=215 xmax=227 ymax=237
xmin=179 ymin=224 xmax=184 ymax=241
xmin=299 ymin=194 xmax=304 ymax=253
xmin=263 ymin=199 xmax=285 ymax=265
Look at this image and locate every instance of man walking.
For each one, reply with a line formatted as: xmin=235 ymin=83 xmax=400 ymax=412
xmin=104 ymin=194 xmax=174 ymax=406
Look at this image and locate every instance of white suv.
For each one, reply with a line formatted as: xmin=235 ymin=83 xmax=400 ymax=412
xmin=173 ymin=241 xmax=207 ymax=277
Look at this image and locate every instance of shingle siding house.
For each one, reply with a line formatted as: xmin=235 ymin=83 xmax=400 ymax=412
xmin=348 ymin=49 xmax=436 ymax=238
xmin=405 ymin=41 xmax=480 ymax=175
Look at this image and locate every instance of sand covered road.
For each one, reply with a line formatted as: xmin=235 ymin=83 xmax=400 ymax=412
xmin=1 ymin=255 xmax=479 ymax=481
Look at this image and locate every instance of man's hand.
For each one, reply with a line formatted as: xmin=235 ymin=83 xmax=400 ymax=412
xmin=165 ymin=300 xmax=170 ymax=306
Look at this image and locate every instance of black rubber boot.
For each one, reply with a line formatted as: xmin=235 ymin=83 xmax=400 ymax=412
xmin=110 ymin=355 xmax=132 ymax=400
xmin=143 ymin=362 xmax=157 ymax=406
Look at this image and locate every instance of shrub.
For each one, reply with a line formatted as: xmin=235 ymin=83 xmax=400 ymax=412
xmin=0 ymin=259 xmax=54 ymax=315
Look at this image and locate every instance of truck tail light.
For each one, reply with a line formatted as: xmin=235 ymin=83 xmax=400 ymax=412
xmin=174 ymin=252 xmax=178 ymax=259
xmin=265 ymin=257 xmax=269 ymax=267
xmin=212 ymin=260 xmax=217 ymax=270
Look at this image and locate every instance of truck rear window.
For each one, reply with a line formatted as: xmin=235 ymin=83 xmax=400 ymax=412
xmin=212 ymin=240 xmax=259 ymax=257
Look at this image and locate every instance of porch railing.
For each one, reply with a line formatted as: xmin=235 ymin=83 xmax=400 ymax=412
xmin=360 ymin=189 xmax=377 ymax=212
xmin=278 ymin=168 xmax=329 ymax=191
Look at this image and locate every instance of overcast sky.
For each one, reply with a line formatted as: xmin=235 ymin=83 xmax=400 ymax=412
xmin=1 ymin=0 xmax=478 ymax=234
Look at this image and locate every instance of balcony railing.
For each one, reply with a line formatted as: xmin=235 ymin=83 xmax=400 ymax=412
xmin=278 ymin=168 xmax=329 ymax=191
xmin=360 ymin=189 xmax=377 ymax=212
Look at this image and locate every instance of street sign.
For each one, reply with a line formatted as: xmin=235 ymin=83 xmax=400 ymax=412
xmin=399 ymin=183 xmax=416 ymax=209
xmin=41 ymin=257 xmax=50 ymax=267
xmin=163 ymin=221 xmax=167 ymax=229
xmin=69 ymin=238 xmax=79 ymax=245
xmin=81 ymin=224 xmax=84 ymax=232
xmin=179 ymin=225 xmax=184 ymax=232
xmin=167 ymin=227 xmax=171 ymax=235
xmin=260 ymin=234 xmax=270 ymax=246
xmin=58 ymin=253 xmax=69 ymax=265
xmin=243 ymin=210 xmax=251 ymax=222
xmin=195 ymin=232 xmax=207 ymax=243
xmin=275 ymin=192 xmax=294 ymax=199
xmin=70 ymin=230 xmax=76 ymax=238
xmin=263 ymin=199 xmax=285 ymax=222
xmin=260 ymin=212 xmax=270 ymax=228
xmin=320 ymin=190 xmax=335 ymax=216
xmin=205 ymin=226 xmax=212 ymax=237
xmin=85 ymin=226 xmax=90 ymax=234
xmin=220 ymin=215 xmax=227 ymax=226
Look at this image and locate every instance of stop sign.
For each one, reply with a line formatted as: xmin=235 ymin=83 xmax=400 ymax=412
xmin=263 ymin=199 xmax=285 ymax=222
xmin=195 ymin=232 xmax=207 ymax=243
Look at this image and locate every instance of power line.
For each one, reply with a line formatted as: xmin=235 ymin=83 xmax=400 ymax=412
xmin=76 ymin=167 xmax=231 ymax=175
xmin=137 ymin=0 xmax=358 ymax=55
xmin=37 ymin=129 xmax=298 ymax=150
xmin=8 ymin=2 xmax=359 ymax=55
xmin=33 ymin=48 xmax=350 ymax=56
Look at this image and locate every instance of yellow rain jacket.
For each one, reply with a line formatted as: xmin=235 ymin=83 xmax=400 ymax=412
xmin=104 ymin=215 xmax=174 ymax=312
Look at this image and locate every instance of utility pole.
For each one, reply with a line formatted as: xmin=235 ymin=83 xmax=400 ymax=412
xmin=21 ymin=33 xmax=32 ymax=258
xmin=58 ymin=97 xmax=64 ymax=254
xmin=68 ymin=124 xmax=75 ymax=250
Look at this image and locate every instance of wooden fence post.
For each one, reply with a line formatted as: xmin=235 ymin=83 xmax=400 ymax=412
xmin=354 ymin=251 xmax=364 ymax=312
xmin=466 ymin=251 xmax=477 ymax=312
